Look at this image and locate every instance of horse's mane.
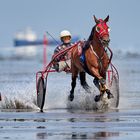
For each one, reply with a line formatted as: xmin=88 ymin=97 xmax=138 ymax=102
xmin=87 ymin=26 xmax=95 ymax=41
xmin=84 ymin=26 xmax=95 ymax=48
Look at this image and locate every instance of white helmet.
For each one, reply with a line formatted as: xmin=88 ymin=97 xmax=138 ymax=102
xmin=60 ymin=30 xmax=71 ymax=38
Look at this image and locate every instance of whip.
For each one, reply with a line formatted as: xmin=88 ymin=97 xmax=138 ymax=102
xmin=46 ymin=31 xmax=60 ymax=45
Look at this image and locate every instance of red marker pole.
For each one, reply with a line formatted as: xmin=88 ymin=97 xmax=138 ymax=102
xmin=43 ymin=33 xmax=48 ymax=70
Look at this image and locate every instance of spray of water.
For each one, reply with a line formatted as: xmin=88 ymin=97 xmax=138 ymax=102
xmin=0 ymin=80 xmax=39 ymax=110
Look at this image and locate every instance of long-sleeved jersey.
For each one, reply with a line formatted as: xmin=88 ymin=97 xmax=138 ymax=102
xmin=53 ymin=42 xmax=72 ymax=61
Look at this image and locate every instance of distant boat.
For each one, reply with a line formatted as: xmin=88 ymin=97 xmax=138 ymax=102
xmin=14 ymin=28 xmax=80 ymax=47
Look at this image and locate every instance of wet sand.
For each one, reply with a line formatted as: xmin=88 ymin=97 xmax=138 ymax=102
xmin=0 ymin=108 xmax=140 ymax=140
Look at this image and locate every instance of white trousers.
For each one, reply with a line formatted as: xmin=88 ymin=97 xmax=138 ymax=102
xmin=57 ymin=59 xmax=71 ymax=72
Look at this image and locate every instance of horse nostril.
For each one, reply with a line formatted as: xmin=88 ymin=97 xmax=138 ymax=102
xmin=108 ymin=39 xmax=110 ymax=43
xmin=103 ymin=39 xmax=110 ymax=43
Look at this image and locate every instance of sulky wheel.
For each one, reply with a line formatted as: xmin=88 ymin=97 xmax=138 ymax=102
xmin=37 ymin=77 xmax=46 ymax=112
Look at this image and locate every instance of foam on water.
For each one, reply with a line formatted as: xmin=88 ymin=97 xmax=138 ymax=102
xmin=0 ymin=80 xmax=38 ymax=110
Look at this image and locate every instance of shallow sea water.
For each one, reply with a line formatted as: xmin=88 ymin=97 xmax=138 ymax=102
xmin=0 ymin=46 xmax=140 ymax=140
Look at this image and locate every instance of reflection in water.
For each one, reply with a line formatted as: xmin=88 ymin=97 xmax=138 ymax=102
xmin=71 ymin=131 xmax=119 ymax=139
xmin=94 ymin=131 xmax=119 ymax=139
xmin=68 ymin=118 xmax=76 ymax=122
xmin=36 ymin=132 xmax=47 ymax=139
xmin=71 ymin=133 xmax=87 ymax=139
xmin=67 ymin=109 xmax=120 ymax=123
xmin=34 ymin=118 xmax=46 ymax=122
xmin=67 ymin=110 xmax=120 ymax=139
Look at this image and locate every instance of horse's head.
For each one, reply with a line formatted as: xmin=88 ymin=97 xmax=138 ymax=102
xmin=94 ymin=15 xmax=110 ymax=47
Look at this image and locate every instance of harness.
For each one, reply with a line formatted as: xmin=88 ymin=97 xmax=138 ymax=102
xmin=81 ymin=40 xmax=111 ymax=75
xmin=90 ymin=44 xmax=104 ymax=74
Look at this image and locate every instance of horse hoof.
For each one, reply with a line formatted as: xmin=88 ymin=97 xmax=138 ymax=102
xmin=68 ymin=94 xmax=74 ymax=101
xmin=107 ymin=92 xmax=114 ymax=99
xmin=106 ymin=90 xmax=114 ymax=99
xmin=94 ymin=95 xmax=101 ymax=102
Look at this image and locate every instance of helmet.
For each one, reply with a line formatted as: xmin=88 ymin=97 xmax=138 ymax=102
xmin=60 ymin=30 xmax=71 ymax=38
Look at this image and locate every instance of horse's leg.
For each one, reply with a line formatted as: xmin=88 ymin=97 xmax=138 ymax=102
xmin=94 ymin=77 xmax=109 ymax=102
xmin=94 ymin=74 xmax=113 ymax=101
xmin=93 ymin=77 xmax=100 ymax=90
xmin=69 ymin=67 xmax=78 ymax=101
xmin=102 ymin=74 xmax=114 ymax=99
xmin=79 ymin=72 xmax=90 ymax=93
xmin=93 ymin=77 xmax=104 ymax=102
xmin=90 ymin=68 xmax=107 ymax=102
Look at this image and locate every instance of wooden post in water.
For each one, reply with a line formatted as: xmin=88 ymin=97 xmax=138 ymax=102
xmin=43 ymin=33 xmax=48 ymax=70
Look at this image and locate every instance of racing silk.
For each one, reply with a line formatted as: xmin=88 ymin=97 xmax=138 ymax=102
xmin=54 ymin=42 xmax=73 ymax=62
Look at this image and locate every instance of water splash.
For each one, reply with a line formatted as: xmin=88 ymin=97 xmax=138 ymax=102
xmin=66 ymin=87 xmax=98 ymax=110
xmin=0 ymin=80 xmax=39 ymax=110
xmin=66 ymin=75 xmax=119 ymax=111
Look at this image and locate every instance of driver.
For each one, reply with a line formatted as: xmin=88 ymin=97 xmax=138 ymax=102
xmin=53 ymin=30 xmax=73 ymax=72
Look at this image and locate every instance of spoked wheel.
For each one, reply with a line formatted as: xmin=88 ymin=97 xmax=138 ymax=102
xmin=37 ymin=77 xmax=46 ymax=112
xmin=110 ymin=76 xmax=120 ymax=108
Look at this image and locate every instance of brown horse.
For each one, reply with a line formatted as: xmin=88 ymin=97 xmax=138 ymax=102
xmin=69 ymin=15 xmax=113 ymax=102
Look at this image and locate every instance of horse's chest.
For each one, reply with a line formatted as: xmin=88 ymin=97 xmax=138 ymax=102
xmin=87 ymin=50 xmax=108 ymax=71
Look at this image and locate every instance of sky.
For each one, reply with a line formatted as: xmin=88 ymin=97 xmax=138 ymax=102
xmin=0 ymin=0 xmax=140 ymax=50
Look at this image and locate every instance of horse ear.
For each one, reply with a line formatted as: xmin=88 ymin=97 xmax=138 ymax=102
xmin=93 ymin=15 xmax=99 ymax=24
xmin=104 ymin=15 xmax=109 ymax=22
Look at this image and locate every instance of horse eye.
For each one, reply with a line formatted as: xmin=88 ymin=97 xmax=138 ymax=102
xmin=96 ymin=27 xmax=100 ymax=32
xmin=108 ymin=28 xmax=111 ymax=32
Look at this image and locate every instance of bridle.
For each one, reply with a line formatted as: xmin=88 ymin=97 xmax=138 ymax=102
xmin=95 ymin=19 xmax=110 ymax=47
xmin=86 ymin=20 xmax=112 ymax=72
